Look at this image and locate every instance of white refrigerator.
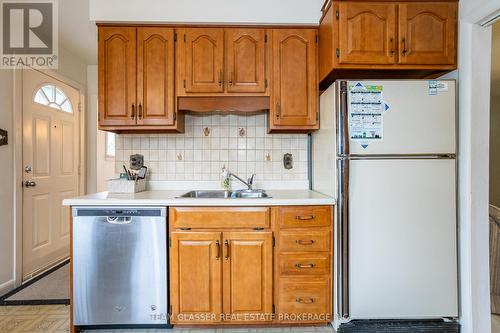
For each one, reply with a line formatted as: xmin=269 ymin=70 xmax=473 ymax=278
xmin=312 ymin=80 xmax=458 ymax=322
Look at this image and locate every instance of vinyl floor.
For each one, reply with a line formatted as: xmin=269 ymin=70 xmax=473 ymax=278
xmin=0 ymin=305 xmax=334 ymax=333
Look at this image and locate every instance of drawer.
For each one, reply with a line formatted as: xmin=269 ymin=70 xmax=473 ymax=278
xmin=170 ymin=207 xmax=270 ymax=229
xmin=277 ymin=206 xmax=332 ymax=229
xmin=279 ymin=277 xmax=331 ymax=320
xmin=279 ymin=230 xmax=330 ymax=252
xmin=280 ymin=253 xmax=330 ymax=275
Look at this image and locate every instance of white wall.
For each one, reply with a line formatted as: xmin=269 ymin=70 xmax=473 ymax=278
xmin=457 ymin=0 xmax=499 ymax=331
xmin=86 ymin=65 xmax=115 ymax=193
xmin=0 ymin=70 xmax=15 ymax=295
xmin=90 ymin=0 xmax=324 ymax=23
xmin=491 ymin=23 xmax=500 ymax=208
xmin=86 ymin=66 xmax=98 ymax=193
xmin=0 ymin=46 xmax=88 ymax=295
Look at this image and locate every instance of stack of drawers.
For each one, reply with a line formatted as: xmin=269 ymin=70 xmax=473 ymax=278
xmin=274 ymin=206 xmax=333 ymax=323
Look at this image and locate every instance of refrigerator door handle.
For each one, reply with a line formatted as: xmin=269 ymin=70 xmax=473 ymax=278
xmin=337 ymin=80 xmax=350 ymax=157
xmin=337 ymin=157 xmax=350 ymax=319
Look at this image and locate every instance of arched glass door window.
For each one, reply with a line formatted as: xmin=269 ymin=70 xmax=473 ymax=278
xmin=34 ymin=84 xmax=73 ymax=113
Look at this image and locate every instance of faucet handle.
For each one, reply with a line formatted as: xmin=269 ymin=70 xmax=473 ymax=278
xmin=248 ymin=174 xmax=256 ymax=187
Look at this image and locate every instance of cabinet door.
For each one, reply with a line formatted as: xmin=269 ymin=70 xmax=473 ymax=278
xmin=225 ymin=28 xmax=268 ymax=94
xmin=170 ymin=232 xmax=222 ymax=323
xmin=271 ymin=29 xmax=318 ymax=130
xmin=398 ymin=3 xmax=457 ymax=65
xmin=222 ymin=232 xmax=273 ymax=320
xmin=177 ymin=28 xmax=224 ymax=94
xmin=338 ymin=3 xmax=397 ymax=64
xmin=98 ymin=26 xmax=137 ymax=126
xmin=137 ymin=27 xmax=175 ymax=126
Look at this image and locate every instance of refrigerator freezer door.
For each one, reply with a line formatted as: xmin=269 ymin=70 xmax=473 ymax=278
xmin=312 ymin=84 xmax=337 ymax=198
xmin=346 ymin=80 xmax=456 ymax=155
xmin=348 ymin=159 xmax=458 ymax=319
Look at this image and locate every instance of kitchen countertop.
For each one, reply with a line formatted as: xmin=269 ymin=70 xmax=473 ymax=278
xmin=62 ymin=190 xmax=335 ymax=206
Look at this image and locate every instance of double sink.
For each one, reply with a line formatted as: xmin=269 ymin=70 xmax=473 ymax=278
xmin=179 ymin=189 xmax=270 ymax=199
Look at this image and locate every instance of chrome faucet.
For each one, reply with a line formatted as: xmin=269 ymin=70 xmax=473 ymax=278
xmin=227 ymin=171 xmax=256 ymax=190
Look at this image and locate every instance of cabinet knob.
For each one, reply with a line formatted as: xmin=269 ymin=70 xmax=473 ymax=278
xmin=294 ymin=263 xmax=315 ymax=269
xmin=131 ymin=104 xmax=136 ymax=119
xmin=138 ymin=103 xmax=143 ymax=119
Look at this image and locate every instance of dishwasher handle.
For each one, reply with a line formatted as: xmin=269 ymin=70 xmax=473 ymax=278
xmin=106 ymin=216 xmax=133 ymax=224
xmin=73 ymin=207 xmax=166 ymax=218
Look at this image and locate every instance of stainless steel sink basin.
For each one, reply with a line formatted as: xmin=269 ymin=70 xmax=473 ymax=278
xmin=178 ymin=190 xmax=232 ymax=198
xmin=231 ymin=190 xmax=270 ymax=198
xmin=178 ymin=190 xmax=270 ymax=199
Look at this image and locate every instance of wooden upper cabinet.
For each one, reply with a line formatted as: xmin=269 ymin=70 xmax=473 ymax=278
xmin=222 ymin=232 xmax=273 ymax=319
xmin=170 ymin=232 xmax=222 ymax=323
xmin=177 ymin=28 xmax=225 ymax=94
xmin=225 ymin=28 xmax=268 ymax=94
xmin=319 ymin=0 xmax=458 ymax=84
xmin=338 ymin=3 xmax=397 ymax=64
xmin=270 ymin=29 xmax=318 ymax=131
xmin=398 ymin=3 xmax=457 ymax=65
xmin=98 ymin=26 xmax=137 ymax=126
xmin=136 ymin=27 xmax=175 ymax=126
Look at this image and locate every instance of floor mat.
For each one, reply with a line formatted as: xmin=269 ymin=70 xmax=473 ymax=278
xmin=0 ymin=262 xmax=69 ymax=305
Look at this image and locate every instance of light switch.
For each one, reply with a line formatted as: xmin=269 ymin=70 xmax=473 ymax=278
xmin=0 ymin=129 xmax=7 ymax=146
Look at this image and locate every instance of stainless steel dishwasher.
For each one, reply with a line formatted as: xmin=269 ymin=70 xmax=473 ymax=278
xmin=72 ymin=207 xmax=169 ymax=327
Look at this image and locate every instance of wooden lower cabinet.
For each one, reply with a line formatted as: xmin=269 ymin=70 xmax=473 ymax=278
xmin=278 ymin=277 xmax=331 ymax=322
xmin=170 ymin=232 xmax=222 ymax=323
xmin=223 ymin=232 xmax=273 ymax=321
xmin=169 ymin=205 xmax=333 ymax=326
xmin=169 ymin=229 xmax=273 ymax=324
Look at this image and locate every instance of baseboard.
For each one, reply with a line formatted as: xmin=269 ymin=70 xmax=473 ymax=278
xmin=0 ymin=279 xmax=16 ymax=298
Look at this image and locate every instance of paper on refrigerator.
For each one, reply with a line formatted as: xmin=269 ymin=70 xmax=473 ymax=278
xmin=348 ymin=83 xmax=385 ymax=148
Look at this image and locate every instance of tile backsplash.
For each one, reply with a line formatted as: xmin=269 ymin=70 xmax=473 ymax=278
xmin=114 ymin=113 xmax=309 ymax=186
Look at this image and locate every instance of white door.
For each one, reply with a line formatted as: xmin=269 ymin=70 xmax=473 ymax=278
xmin=348 ymin=158 xmax=458 ymax=318
xmin=22 ymin=69 xmax=81 ymax=280
xmin=347 ymin=80 xmax=456 ymax=155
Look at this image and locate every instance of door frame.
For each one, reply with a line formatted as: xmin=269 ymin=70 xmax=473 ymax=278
xmin=12 ymin=68 xmax=86 ymax=286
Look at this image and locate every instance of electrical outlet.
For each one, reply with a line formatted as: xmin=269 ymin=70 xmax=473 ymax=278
xmin=283 ymin=153 xmax=293 ymax=169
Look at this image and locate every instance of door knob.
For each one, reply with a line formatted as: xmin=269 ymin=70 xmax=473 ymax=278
xmin=24 ymin=180 xmax=37 ymax=188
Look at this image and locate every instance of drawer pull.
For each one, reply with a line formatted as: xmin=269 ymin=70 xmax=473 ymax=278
xmin=296 ymin=239 xmax=315 ymax=245
xmin=296 ymin=297 xmax=315 ymax=304
xmin=295 ymin=263 xmax=315 ymax=269
xmin=295 ymin=215 xmax=315 ymax=221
